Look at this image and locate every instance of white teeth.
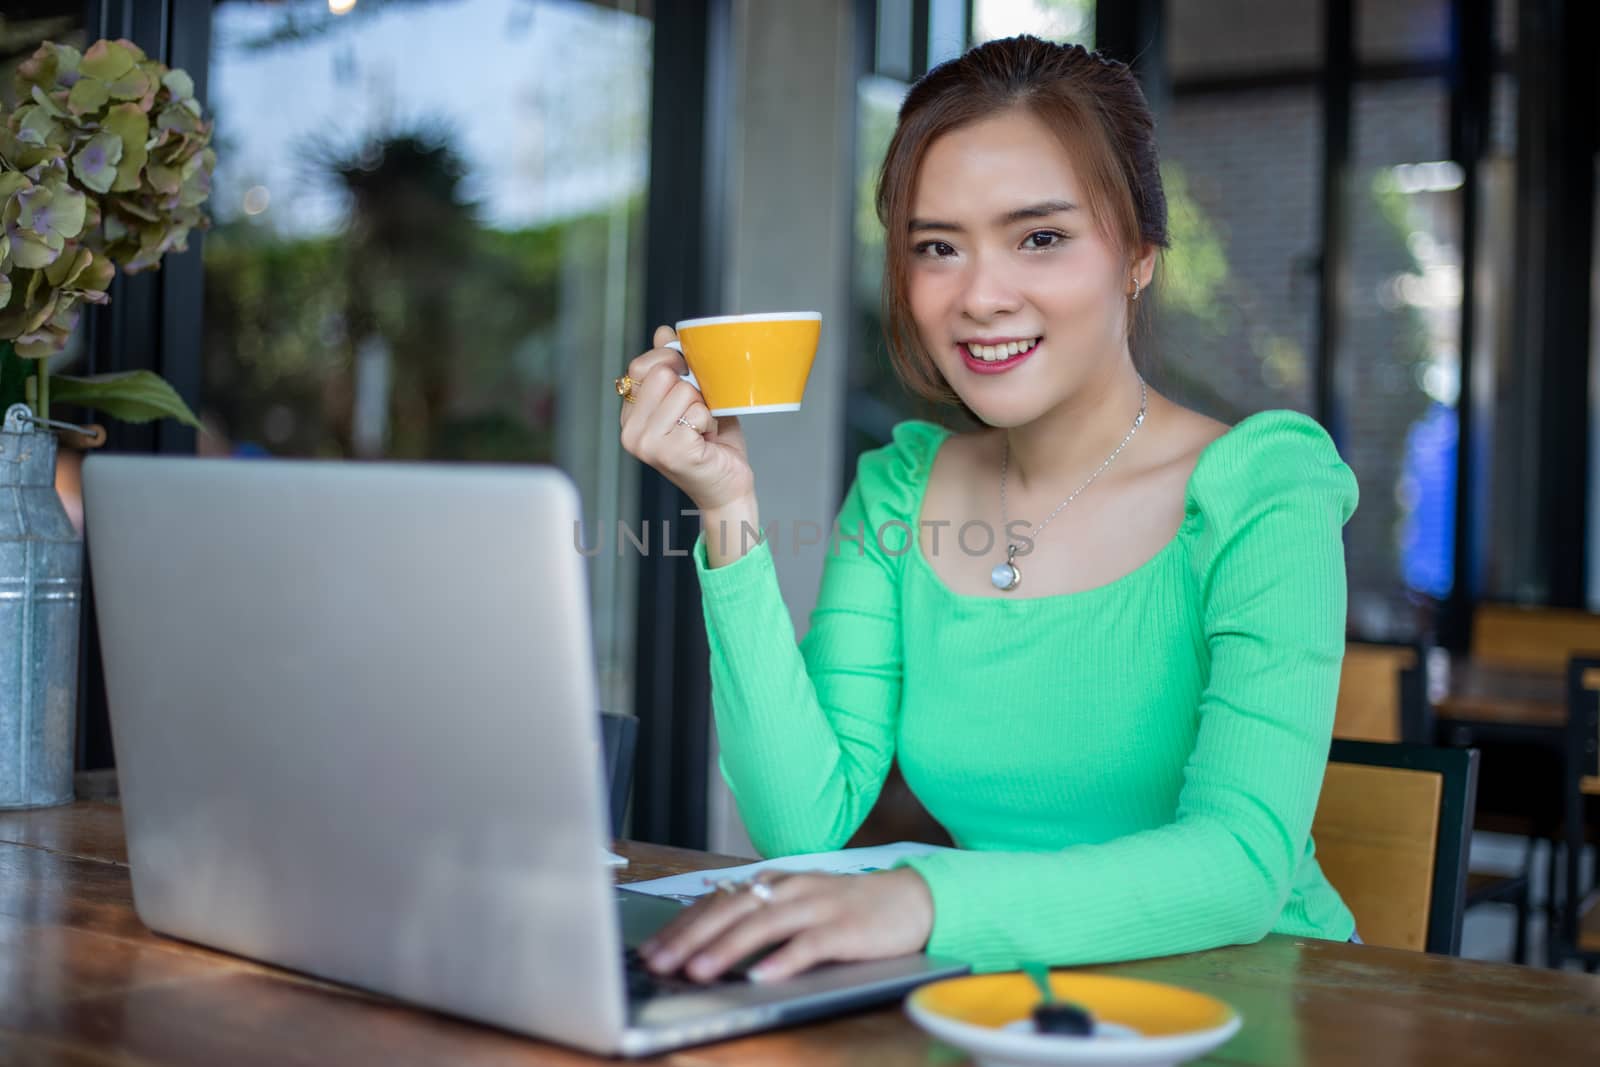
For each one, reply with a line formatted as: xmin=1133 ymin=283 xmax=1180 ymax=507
xmin=968 ymin=338 xmax=1038 ymax=362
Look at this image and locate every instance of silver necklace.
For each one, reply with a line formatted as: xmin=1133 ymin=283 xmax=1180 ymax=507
xmin=991 ymin=377 xmax=1148 ymax=592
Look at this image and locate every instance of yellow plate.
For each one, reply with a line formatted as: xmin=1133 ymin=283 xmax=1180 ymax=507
xmin=906 ymin=972 xmax=1241 ymax=1067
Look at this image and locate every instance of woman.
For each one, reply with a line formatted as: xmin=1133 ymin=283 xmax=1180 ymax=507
xmin=616 ymin=36 xmax=1358 ymax=982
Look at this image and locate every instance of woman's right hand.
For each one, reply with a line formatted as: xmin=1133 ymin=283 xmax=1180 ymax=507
xmin=619 ymin=325 xmax=756 ymax=516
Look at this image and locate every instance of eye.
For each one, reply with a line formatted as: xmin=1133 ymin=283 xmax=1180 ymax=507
xmin=913 ymin=240 xmax=957 ymax=259
xmin=1023 ymin=230 xmax=1066 ymax=250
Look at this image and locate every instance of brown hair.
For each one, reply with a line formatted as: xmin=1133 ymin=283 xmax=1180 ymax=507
xmin=874 ymin=36 xmax=1169 ymax=410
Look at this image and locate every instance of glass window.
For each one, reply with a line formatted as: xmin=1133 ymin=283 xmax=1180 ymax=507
xmin=971 ymin=0 xmax=1094 ymax=46
xmin=1155 ymin=88 xmax=1322 ymax=420
xmin=844 ymin=71 xmax=915 ymax=471
xmin=1167 ymin=0 xmax=1320 ymax=81
xmin=1337 ymin=80 xmax=1454 ymax=640
xmin=1357 ymin=0 xmax=1449 ymax=63
xmin=200 ymin=0 xmax=651 ymax=716
xmin=1497 ymin=0 xmax=1518 ymax=55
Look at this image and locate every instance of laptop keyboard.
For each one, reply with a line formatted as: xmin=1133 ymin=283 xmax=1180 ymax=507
xmin=623 ymin=947 xmax=747 ymax=1001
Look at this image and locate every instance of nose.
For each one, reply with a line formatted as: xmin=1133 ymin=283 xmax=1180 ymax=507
xmin=958 ymin=251 xmax=1023 ymax=323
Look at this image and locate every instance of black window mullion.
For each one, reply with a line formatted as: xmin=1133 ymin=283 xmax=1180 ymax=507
xmin=1537 ymin=0 xmax=1596 ymax=607
xmin=1441 ymin=0 xmax=1493 ymax=649
xmin=1315 ymin=0 xmax=1354 ymax=444
xmin=1502 ymin=0 xmax=1596 ymax=608
xmin=631 ymin=0 xmax=727 ymax=849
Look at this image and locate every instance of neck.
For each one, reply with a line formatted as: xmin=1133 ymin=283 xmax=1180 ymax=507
xmin=1004 ymin=359 xmax=1145 ymax=493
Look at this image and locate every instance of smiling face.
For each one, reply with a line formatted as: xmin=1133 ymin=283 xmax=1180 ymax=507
xmin=905 ymin=107 xmax=1143 ymax=427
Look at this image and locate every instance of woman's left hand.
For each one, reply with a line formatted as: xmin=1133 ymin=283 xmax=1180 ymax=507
xmin=638 ymin=867 xmax=935 ymax=984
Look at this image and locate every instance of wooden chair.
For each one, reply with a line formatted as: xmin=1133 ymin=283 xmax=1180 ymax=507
xmin=599 ymin=711 xmax=638 ymax=839
xmin=1336 ymin=642 xmax=1430 ymax=743
xmin=1336 ymin=641 xmax=1529 ymax=958
xmin=1471 ymin=603 xmax=1600 ymax=671
xmin=1555 ymin=660 xmax=1600 ymax=971
xmin=1312 ymin=739 xmax=1479 ymax=954
xmin=1465 ymin=604 xmax=1600 ymax=963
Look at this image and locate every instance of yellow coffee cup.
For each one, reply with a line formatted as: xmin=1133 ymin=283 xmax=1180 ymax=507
xmin=667 ymin=312 xmax=821 ymax=416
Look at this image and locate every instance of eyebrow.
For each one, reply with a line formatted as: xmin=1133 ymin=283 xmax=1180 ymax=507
xmin=908 ymin=199 xmax=1078 ymax=233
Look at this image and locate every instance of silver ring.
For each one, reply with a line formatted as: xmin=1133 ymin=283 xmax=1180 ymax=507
xmin=747 ymin=880 xmax=776 ymax=903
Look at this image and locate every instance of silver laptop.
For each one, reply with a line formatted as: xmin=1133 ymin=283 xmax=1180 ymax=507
xmin=82 ymin=455 xmax=966 ymax=1057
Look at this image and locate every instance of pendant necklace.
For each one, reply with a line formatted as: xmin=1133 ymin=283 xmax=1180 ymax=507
xmin=990 ymin=377 xmax=1148 ymax=592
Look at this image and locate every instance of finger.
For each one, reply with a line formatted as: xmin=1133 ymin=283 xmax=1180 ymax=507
xmin=685 ymin=898 xmax=823 ymax=983
xmin=621 ymin=366 xmax=693 ymax=454
xmin=644 ymin=891 xmax=768 ymax=974
xmin=619 ymin=353 xmax=688 ymax=437
xmin=641 ymin=870 xmax=802 ymax=957
xmin=629 ymin=329 xmax=687 ymax=381
xmin=673 ymin=398 xmax=714 ymax=438
xmin=746 ymin=930 xmax=830 ymax=984
xmin=642 ymin=885 xmax=730 ymax=952
xmin=641 ymin=378 xmax=709 ymax=442
xmin=626 ymin=348 xmax=688 ymax=384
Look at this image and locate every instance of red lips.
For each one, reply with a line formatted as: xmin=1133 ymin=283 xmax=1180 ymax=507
xmin=960 ymin=339 xmax=1040 ymax=375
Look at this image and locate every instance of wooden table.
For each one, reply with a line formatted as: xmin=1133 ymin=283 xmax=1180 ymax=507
xmin=4 ymin=803 xmax=1600 ymax=1065
xmin=1435 ymin=660 xmax=1569 ymax=732
xmin=1434 ymin=660 xmax=1600 ymax=796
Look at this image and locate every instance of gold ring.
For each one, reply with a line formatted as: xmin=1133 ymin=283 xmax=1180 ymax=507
xmin=675 ymin=415 xmax=702 ymax=433
xmin=614 ymin=375 xmax=638 ymax=403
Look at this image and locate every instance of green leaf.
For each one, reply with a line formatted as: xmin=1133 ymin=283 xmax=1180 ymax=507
xmin=161 ymin=68 xmax=195 ymax=101
xmin=102 ymin=103 xmax=150 ymax=193
xmin=0 ymin=171 xmax=30 ymax=200
xmin=67 ymin=77 xmax=110 ymax=115
xmin=28 ymin=85 xmax=70 ymax=120
xmin=80 ymin=40 xmax=137 ymax=82
xmin=71 ymin=130 xmax=123 ymax=194
xmin=146 ymin=162 xmax=181 ymax=195
xmin=8 ymin=230 xmax=63 ymax=270
xmin=50 ymin=370 xmax=202 ymax=429
xmin=107 ymin=68 xmax=154 ymax=102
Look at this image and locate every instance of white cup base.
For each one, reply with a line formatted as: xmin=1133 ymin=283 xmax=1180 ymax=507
xmin=706 ymin=403 xmax=802 ymax=416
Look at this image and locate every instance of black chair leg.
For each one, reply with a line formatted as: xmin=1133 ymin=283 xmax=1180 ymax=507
xmin=1512 ymin=884 xmax=1530 ymax=966
xmin=1545 ymin=841 xmax=1565 ymax=970
xmin=1506 ymin=839 xmax=1534 ymax=966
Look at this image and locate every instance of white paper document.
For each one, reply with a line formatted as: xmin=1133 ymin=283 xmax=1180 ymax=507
xmin=622 ymin=841 xmax=956 ymax=905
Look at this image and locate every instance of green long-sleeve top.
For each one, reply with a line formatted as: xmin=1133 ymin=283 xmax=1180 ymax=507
xmin=692 ymin=410 xmax=1360 ymax=971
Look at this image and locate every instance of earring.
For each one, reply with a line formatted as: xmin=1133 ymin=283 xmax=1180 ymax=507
xmin=1131 ymin=275 xmax=1142 ymax=302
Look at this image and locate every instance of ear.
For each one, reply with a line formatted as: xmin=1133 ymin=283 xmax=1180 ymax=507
xmin=1130 ymin=243 xmax=1158 ymax=295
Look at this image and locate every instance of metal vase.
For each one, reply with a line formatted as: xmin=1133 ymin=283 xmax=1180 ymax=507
xmin=0 ymin=404 xmax=81 ymax=808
